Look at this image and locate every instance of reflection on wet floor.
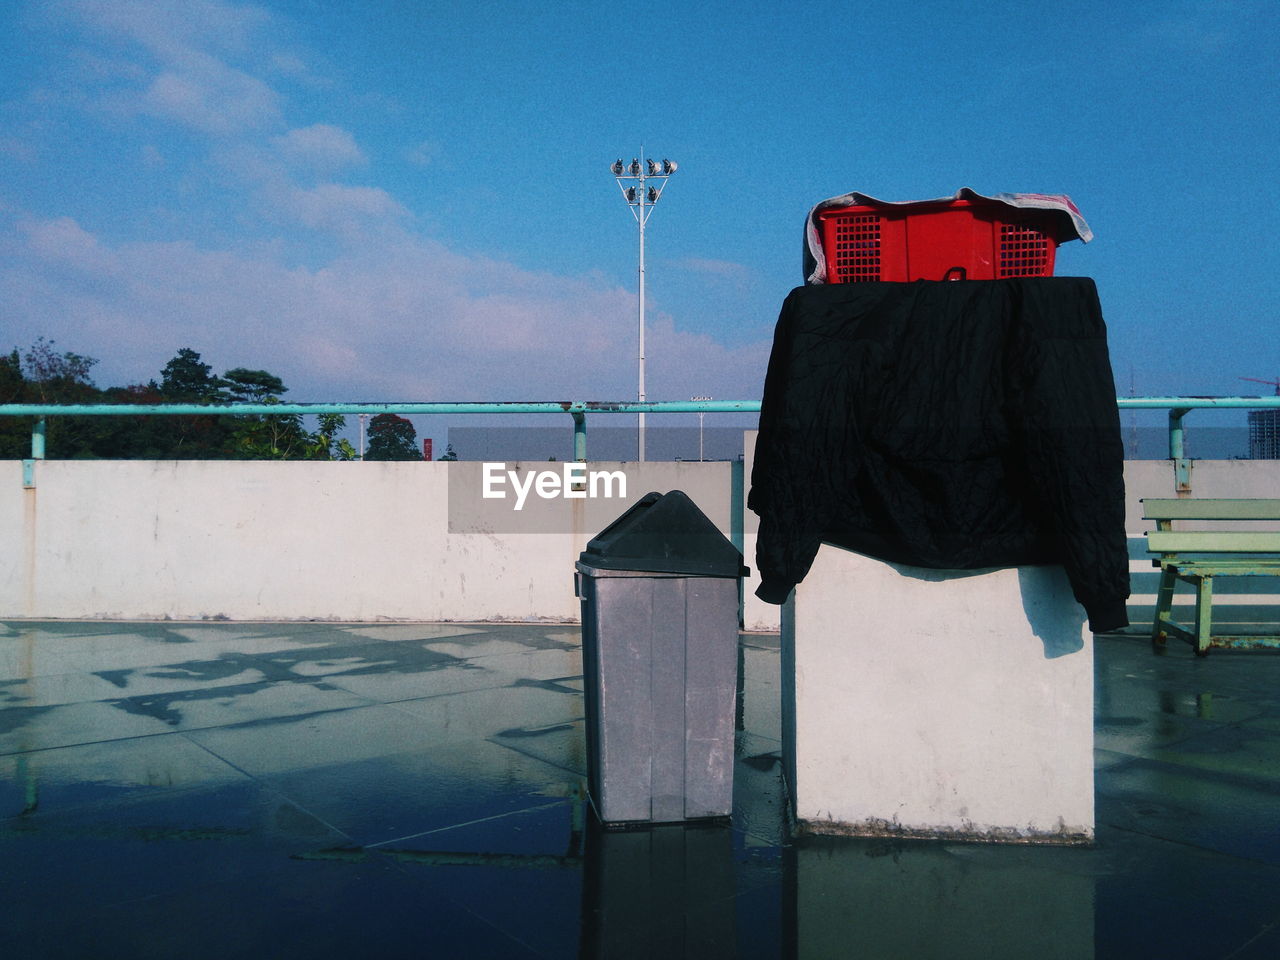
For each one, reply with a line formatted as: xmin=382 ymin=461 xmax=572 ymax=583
xmin=2 ymin=621 xmax=1279 ymax=959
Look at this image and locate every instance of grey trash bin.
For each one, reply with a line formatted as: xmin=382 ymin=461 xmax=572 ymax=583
xmin=574 ymin=490 xmax=748 ymax=826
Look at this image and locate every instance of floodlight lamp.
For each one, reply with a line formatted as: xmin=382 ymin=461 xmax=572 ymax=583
xmin=611 ymin=159 xmax=624 ymax=175
xmin=647 ymin=159 xmax=660 ymax=175
xmin=663 ymin=159 xmax=677 ymax=174
xmin=647 ymin=186 xmax=658 ymax=203
xmin=629 ymin=159 xmax=641 ymax=176
xmin=626 ymin=187 xmax=637 ymax=202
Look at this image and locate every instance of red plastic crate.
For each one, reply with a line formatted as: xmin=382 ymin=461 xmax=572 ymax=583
xmin=817 ymin=198 xmax=1063 ymax=283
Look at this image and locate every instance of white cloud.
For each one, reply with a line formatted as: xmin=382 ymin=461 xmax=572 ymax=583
xmin=69 ymin=0 xmax=271 ymax=59
xmin=20 ymin=217 xmax=118 ymax=275
xmin=66 ymin=0 xmax=282 ymax=135
xmin=1 ymin=215 xmax=771 ymax=405
xmin=680 ymin=257 xmax=749 ymax=277
xmin=0 ymin=136 xmax=38 ymax=163
xmin=273 ymin=124 xmax=366 ymax=171
xmin=13 ymin=3 xmax=771 ymax=410
xmin=1138 ymin=0 xmax=1257 ymax=55
xmin=268 ymin=51 xmax=314 ymax=81
xmin=406 ymin=140 xmax=440 ymax=168
xmin=138 ymin=61 xmax=281 ymax=135
xmin=69 ymin=49 xmax=149 ymax=84
xmin=284 ymin=184 xmax=409 ymax=235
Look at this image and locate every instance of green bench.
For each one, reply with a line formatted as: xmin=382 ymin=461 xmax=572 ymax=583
xmin=1143 ymin=498 xmax=1280 ymax=656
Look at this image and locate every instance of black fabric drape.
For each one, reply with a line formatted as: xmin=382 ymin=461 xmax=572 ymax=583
xmin=748 ymin=278 xmax=1129 ymax=633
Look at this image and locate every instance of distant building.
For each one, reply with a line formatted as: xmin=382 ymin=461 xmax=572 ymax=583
xmin=1248 ymin=409 xmax=1280 ymax=459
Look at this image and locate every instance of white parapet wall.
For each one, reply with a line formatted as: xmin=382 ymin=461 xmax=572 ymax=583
xmin=783 ymin=546 xmax=1095 ymax=842
xmin=2 ymin=452 xmax=1277 ymax=626
xmin=0 ymin=459 xmax=736 ymax=622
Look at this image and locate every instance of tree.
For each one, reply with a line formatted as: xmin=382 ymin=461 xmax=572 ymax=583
xmin=215 ymin=367 xmax=356 ymax=461
xmin=1 ymin=339 xmax=358 ymax=461
xmin=0 ymin=339 xmax=162 ymax=458
xmin=306 ymin=413 xmax=357 ymax=461
xmin=21 ymin=337 xmax=98 ymax=402
xmin=438 ymin=443 xmax=458 ymax=461
xmin=160 ymin=348 xmax=223 ymax=402
xmin=222 ymin=368 xmax=288 ymax=403
xmin=155 ymin=348 xmax=232 ymax=457
xmin=0 ymin=349 xmax=28 ymax=458
xmin=221 ymin=368 xmax=309 ymax=459
xmin=1 ymin=348 xmax=24 ymax=401
xmin=13 ymin=338 xmax=103 ymax=457
xmin=365 ymin=413 xmax=421 ymax=461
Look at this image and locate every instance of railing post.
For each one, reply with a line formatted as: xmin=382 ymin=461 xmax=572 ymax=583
xmin=572 ymin=411 xmax=587 ymax=462
xmin=23 ymin=417 xmax=46 ymax=488
xmin=1169 ymin=407 xmax=1192 ymax=494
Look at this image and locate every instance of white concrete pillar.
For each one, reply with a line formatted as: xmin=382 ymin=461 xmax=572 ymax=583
xmin=784 ymin=544 xmax=1093 ymax=843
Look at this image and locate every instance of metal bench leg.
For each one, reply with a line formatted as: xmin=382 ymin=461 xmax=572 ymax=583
xmin=1152 ymin=566 xmax=1177 ymax=647
xmin=1194 ymin=575 xmax=1213 ymax=657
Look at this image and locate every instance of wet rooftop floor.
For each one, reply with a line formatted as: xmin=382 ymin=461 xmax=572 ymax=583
xmin=2 ymin=620 xmax=1278 ymax=959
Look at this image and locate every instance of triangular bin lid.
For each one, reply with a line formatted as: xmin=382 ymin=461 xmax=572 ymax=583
xmin=578 ymin=490 xmax=748 ymax=578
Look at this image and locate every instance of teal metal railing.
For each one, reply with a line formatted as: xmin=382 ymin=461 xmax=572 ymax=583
xmin=3 ymin=396 xmax=1279 ymax=465
xmin=1117 ymin=396 xmax=1280 ymax=491
xmin=1 ymin=400 xmax=760 ymax=464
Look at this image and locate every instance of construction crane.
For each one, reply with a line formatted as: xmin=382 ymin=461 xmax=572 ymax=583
xmin=1240 ymin=377 xmax=1280 ymax=396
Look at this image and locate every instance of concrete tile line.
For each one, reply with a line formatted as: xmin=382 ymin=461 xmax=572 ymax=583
xmin=228 ymin=640 xmax=547 ymax=707
xmin=364 ymin=680 xmax=528 ymax=707
xmin=1 ymin=737 xmax=235 ymax=829
xmin=1146 ymin=731 xmax=1280 ymax=788
xmin=420 ymin=631 xmax=580 ymax=654
xmin=511 ymin=675 xmax=585 ymax=694
xmin=1104 ymin=723 xmax=1280 ymax=792
xmin=105 ymin=676 xmax=348 ymax=723
xmin=0 ymin=620 xmax=500 ymax=684
xmin=0 ymin=678 xmax=418 ymax=758
xmin=0 ymin=701 xmax=181 ymax=762
xmin=1098 ymin=806 xmax=1280 ymax=870
xmin=1095 ymin=788 xmax=1280 ymax=870
xmin=1221 ymin=918 xmax=1280 ymax=960
xmin=132 ymin=697 xmax=405 ymax=750
xmin=176 ymin=727 xmax=356 ymax=844
xmin=447 ymin=898 xmax=550 ymax=960
xmin=486 ymin=732 xmax=587 ymax=780
xmin=1095 ymin=717 xmax=1269 ymax=770
xmin=363 ymin=798 xmax=574 ymax=851
xmin=0 ymin=669 xmax=157 ymax=704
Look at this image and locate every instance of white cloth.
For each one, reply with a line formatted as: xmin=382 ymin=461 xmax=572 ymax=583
xmin=803 ymin=187 xmax=1093 ymax=284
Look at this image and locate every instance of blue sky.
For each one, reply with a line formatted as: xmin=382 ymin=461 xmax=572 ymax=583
xmin=2 ymin=0 xmax=1277 ymax=411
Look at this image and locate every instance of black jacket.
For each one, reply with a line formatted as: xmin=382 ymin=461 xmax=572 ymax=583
xmin=748 ymin=278 xmax=1129 ymax=633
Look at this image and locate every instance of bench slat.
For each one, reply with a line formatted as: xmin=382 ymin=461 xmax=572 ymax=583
xmin=1142 ymin=498 xmax=1280 ymax=521
xmin=1163 ymin=560 xmax=1280 ymax=576
xmin=1148 ymin=531 xmax=1280 ymax=553
xmin=1145 ymin=498 xmax=1280 ymax=655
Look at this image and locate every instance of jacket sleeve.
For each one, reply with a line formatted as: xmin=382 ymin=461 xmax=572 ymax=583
xmin=1008 ymin=279 xmax=1130 ymax=633
xmin=748 ymin=290 xmax=824 ymax=603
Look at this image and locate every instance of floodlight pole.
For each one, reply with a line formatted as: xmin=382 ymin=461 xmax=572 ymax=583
xmin=613 ymin=154 xmax=677 ymax=461
xmin=638 ymin=193 xmax=646 ymax=462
